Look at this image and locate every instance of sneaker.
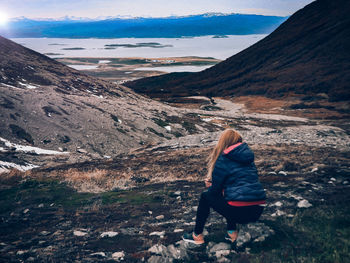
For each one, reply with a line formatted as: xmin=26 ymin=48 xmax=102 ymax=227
xmin=182 ymin=232 xmax=205 ymax=245
xmin=225 ymin=230 xmax=238 ymax=243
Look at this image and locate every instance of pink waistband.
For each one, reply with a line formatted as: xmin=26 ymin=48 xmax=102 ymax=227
xmin=227 ymin=200 xmax=266 ymax=207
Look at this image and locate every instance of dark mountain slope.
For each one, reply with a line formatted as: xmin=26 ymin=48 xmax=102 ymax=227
xmin=126 ymin=0 xmax=350 ymax=102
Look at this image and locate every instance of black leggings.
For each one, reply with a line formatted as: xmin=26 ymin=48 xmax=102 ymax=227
xmin=194 ymin=191 xmax=264 ymax=235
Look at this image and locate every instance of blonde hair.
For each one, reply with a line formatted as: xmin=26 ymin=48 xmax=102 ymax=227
xmin=206 ymin=129 xmax=242 ymax=179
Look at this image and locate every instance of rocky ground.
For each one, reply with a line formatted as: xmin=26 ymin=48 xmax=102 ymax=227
xmin=1 ymin=89 xmax=350 ymax=263
xmin=0 ymin=135 xmax=349 ymax=262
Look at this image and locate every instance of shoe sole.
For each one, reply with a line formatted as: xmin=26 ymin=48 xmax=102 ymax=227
xmin=182 ymin=237 xmax=204 ymax=245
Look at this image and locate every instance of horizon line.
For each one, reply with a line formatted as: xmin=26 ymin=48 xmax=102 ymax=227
xmin=9 ymin=12 xmax=288 ymax=21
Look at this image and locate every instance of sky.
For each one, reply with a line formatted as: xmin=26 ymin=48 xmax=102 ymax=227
xmin=0 ymin=0 xmax=315 ymax=19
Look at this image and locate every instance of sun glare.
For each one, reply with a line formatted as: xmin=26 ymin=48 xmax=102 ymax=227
xmin=0 ymin=12 xmax=9 ymax=26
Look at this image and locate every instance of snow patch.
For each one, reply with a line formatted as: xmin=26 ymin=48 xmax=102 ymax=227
xmin=18 ymin=82 xmax=39 ymax=89
xmin=0 ymin=137 xmax=69 ymax=155
xmin=0 ymin=161 xmax=39 ymax=173
xmin=0 ymin=83 xmax=21 ymax=90
xmin=98 ymin=60 xmax=111 ymax=64
xmin=100 ymin=231 xmax=119 ymax=238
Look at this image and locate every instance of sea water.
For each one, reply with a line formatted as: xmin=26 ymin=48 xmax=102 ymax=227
xmin=11 ymin=35 xmax=266 ymax=61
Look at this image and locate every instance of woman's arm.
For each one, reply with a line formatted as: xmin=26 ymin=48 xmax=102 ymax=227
xmin=207 ymin=159 xmax=227 ymax=195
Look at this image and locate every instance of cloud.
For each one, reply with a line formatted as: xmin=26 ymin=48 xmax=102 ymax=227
xmin=1 ymin=0 xmax=314 ymax=19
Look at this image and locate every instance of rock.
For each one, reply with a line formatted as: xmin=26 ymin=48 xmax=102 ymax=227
xmin=155 ymin=215 xmax=164 ymax=220
xmin=271 ymin=210 xmax=286 ymax=217
xmin=147 ymin=255 xmax=173 ymax=263
xmin=254 ymin=236 xmax=266 ymax=242
xmin=311 ymin=167 xmax=318 ymax=173
xmin=174 ymin=191 xmax=181 ymax=196
xmin=112 ymin=251 xmax=125 ymax=261
xmin=40 ymin=231 xmax=50 ymax=236
xmin=100 ymin=231 xmax=118 ymax=238
xmin=297 ymin=199 xmax=312 ymax=208
xmin=236 ymin=232 xmax=252 ymax=247
xmin=330 ymin=177 xmax=336 ymax=181
xmin=343 ymin=180 xmax=349 ymax=185
xmin=73 ymin=230 xmax=88 ymax=237
xmin=16 ymin=250 xmax=27 ymax=255
xmin=217 ymin=257 xmax=231 ymax=263
xmin=267 ymin=171 xmax=277 ymax=175
xmin=23 ymin=209 xmax=29 ymax=214
xmin=90 ymin=252 xmax=106 ymax=257
xmin=149 ymin=231 xmax=165 ymax=238
xmin=38 ymin=203 xmax=44 ymax=208
xmin=148 ymin=244 xmax=167 ymax=255
xmin=273 ymin=201 xmax=283 ymax=207
xmin=215 ymin=249 xmax=231 ymax=258
xmin=148 ymin=211 xmax=153 ymax=215
xmin=120 ymin=227 xmax=142 ymax=235
xmin=208 ymin=242 xmax=231 ymax=254
xmin=174 ymin=228 xmax=184 ymax=233
xmin=77 ymin=148 xmax=88 ymax=154
xmin=278 ymin=171 xmax=288 ymax=176
xmin=166 ymin=244 xmax=181 ymax=259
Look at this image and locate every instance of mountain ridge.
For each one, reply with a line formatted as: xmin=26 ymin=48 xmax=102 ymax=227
xmin=126 ymin=0 xmax=350 ymax=102
xmin=1 ymin=13 xmax=287 ymax=38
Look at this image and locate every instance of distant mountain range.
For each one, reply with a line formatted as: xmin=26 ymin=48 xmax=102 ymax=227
xmin=126 ymin=0 xmax=350 ymax=102
xmin=0 ymin=13 xmax=287 ymax=38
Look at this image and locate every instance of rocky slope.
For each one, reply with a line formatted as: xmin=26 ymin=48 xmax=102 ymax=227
xmin=0 ymin=36 xmax=220 ymax=172
xmin=1 ymin=81 xmax=349 ymax=262
xmin=126 ymin=0 xmax=350 ymax=102
xmin=1 ymin=140 xmax=349 ymax=262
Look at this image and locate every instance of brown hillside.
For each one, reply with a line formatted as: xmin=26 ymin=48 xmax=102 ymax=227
xmin=126 ymin=0 xmax=350 ymax=102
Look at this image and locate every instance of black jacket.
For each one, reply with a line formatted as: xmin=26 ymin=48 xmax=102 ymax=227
xmin=208 ymin=143 xmax=266 ymax=201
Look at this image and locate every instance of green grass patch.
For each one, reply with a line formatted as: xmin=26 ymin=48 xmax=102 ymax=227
xmin=0 ymin=179 xmax=166 ymax=214
xmin=147 ymin=127 xmax=165 ymax=137
xmin=152 ymin=118 xmax=169 ymax=128
xmin=182 ymin=121 xmax=197 ymax=134
xmin=0 ymin=179 xmax=95 ymax=213
xmin=9 ymin=124 xmax=34 ymax=144
xmin=247 ymin=204 xmax=350 ymax=263
xmin=101 ymin=191 xmax=162 ymax=205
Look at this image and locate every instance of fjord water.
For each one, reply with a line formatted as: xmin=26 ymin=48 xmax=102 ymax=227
xmin=11 ymin=35 xmax=266 ymax=60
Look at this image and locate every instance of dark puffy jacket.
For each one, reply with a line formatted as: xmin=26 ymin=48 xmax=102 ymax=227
xmin=208 ymin=143 xmax=266 ymax=201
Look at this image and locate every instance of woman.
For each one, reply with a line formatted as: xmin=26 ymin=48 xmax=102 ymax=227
xmin=183 ymin=129 xmax=266 ymax=244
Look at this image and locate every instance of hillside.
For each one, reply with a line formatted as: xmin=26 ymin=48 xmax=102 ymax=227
xmin=1 ymin=13 xmax=286 ymax=38
xmin=126 ymin=0 xmax=350 ymax=102
xmin=0 ymin=36 xmax=218 ymax=171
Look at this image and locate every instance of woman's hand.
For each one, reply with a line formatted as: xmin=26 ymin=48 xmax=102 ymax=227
xmin=205 ymin=179 xmax=212 ymax=188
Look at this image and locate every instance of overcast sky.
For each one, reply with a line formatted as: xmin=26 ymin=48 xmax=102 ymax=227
xmin=0 ymin=0 xmax=315 ymax=19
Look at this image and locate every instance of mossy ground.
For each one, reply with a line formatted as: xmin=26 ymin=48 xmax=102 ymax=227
xmin=0 ymin=174 xmax=349 ymax=262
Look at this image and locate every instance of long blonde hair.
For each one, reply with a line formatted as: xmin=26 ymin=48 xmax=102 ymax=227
xmin=207 ymin=129 xmax=242 ymax=178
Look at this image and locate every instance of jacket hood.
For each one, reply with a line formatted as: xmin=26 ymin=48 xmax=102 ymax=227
xmin=223 ymin=142 xmax=254 ymax=164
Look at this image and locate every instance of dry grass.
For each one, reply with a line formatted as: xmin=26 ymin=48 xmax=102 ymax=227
xmin=58 ymin=168 xmax=132 ymax=193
